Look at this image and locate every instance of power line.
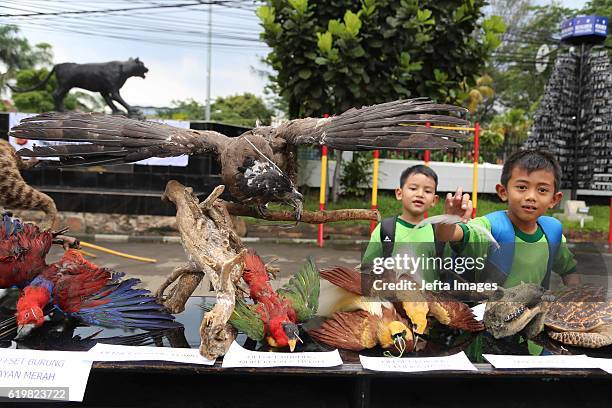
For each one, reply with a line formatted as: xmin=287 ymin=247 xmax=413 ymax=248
xmin=0 ymin=1 xmax=234 ymax=18
xmin=0 ymin=0 xmax=267 ymax=49
xmin=10 ymin=21 xmax=268 ymax=49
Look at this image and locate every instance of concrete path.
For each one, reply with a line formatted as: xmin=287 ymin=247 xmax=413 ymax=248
xmin=48 ymin=241 xmax=612 ymax=296
xmin=48 ymin=241 xmax=364 ymax=296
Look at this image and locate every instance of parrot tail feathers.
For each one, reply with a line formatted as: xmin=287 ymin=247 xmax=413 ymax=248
xmin=73 ymin=278 xmax=182 ymax=330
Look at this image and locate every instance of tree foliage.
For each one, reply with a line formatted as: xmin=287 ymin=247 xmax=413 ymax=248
xmin=483 ymin=107 xmax=531 ymax=161
xmin=157 ymin=93 xmax=273 ymax=127
xmin=1 ymin=25 xmax=53 ymax=97
xmin=257 ymin=0 xmax=505 ymax=118
xmin=211 ymin=93 xmax=273 ymax=127
xmin=464 ymin=74 xmax=495 ymax=120
xmin=157 ymin=99 xmax=206 ymax=120
xmin=12 ymin=68 xmax=83 ymax=113
xmin=339 ymin=152 xmax=372 ymax=197
xmin=491 ymin=5 xmax=574 ymax=112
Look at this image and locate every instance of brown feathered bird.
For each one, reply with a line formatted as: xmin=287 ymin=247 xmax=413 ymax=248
xmin=10 ymin=98 xmax=468 ymax=217
xmin=312 ymin=266 xmax=413 ymax=353
xmin=397 ymin=275 xmax=485 ymax=335
xmin=318 ymin=266 xmax=484 ymax=336
xmin=309 ymin=310 xmax=413 ymax=353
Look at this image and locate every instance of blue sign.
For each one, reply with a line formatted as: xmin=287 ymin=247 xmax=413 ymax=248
xmin=561 ymin=16 xmax=608 ymax=40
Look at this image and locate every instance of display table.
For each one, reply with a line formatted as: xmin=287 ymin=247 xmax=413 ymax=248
xmin=1 ymin=297 xmax=610 ymax=408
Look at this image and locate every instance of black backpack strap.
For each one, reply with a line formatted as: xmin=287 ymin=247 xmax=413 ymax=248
xmin=380 ymin=216 xmax=397 ymax=259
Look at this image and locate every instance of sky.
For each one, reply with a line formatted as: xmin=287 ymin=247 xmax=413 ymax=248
xmin=0 ymin=0 xmax=592 ymax=108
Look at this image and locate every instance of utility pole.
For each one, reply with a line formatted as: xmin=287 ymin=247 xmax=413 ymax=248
xmin=205 ymin=1 xmax=212 ymax=121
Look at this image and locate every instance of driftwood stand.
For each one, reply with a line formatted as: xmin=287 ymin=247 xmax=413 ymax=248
xmin=157 ymin=180 xmax=380 ymax=358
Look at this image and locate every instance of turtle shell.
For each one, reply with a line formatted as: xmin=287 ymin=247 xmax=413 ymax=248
xmin=545 ymin=285 xmax=612 ymax=332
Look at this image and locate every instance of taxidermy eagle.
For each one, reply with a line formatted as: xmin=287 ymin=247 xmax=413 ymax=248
xmin=10 ymin=98 xmax=468 ymax=218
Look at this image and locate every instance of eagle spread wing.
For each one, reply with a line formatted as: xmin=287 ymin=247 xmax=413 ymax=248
xmin=11 ymin=112 xmax=229 ymax=166
xmin=271 ymin=97 xmax=469 ymax=150
xmin=9 ymin=98 xmax=469 ymax=211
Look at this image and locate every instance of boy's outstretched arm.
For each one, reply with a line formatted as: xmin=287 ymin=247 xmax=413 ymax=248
xmin=435 ymin=187 xmax=472 ymax=242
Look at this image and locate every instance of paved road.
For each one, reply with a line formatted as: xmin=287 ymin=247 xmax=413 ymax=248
xmin=48 ymin=241 xmax=612 ymax=296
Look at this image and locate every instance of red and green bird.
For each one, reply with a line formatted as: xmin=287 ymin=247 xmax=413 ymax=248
xmin=0 ymin=214 xmax=54 ymax=289
xmin=228 ymin=250 xmax=319 ymax=352
xmin=15 ymin=249 xmax=181 ymax=334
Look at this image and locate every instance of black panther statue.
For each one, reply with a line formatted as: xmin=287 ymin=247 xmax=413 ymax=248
xmin=9 ymin=58 xmax=148 ymax=117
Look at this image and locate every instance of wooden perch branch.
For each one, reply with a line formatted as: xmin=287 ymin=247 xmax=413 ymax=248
xmin=223 ymin=202 xmax=380 ymax=223
xmin=158 ymin=181 xmax=244 ymax=359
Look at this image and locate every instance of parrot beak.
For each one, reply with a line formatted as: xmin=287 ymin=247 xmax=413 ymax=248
xmin=282 ymin=322 xmax=302 ymax=352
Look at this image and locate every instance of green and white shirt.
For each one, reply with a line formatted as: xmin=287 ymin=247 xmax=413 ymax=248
xmin=453 ymin=216 xmax=577 ymax=288
xmin=362 ymin=218 xmax=439 ymax=283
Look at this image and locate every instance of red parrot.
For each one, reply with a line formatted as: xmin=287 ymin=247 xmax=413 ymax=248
xmin=235 ymin=250 xmax=319 ymax=351
xmin=15 ymin=249 xmax=180 ymax=334
xmin=0 ymin=214 xmax=54 ymax=288
xmin=241 ymin=250 xmax=298 ymax=350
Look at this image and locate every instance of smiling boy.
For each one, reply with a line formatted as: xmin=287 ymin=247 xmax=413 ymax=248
xmin=437 ymin=150 xmax=579 ymax=288
xmin=362 ymin=165 xmax=441 ymax=282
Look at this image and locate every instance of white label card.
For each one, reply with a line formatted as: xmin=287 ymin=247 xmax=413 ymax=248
xmin=88 ymin=344 xmax=215 ymax=365
xmin=221 ymin=341 xmax=343 ymax=368
xmin=0 ymin=348 xmax=93 ymax=402
xmin=483 ymin=354 xmax=600 ymax=369
xmin=575 ymin=357 xmax=612 ymax=374
xmin=359 ymin=352 xmax=477 ymax=373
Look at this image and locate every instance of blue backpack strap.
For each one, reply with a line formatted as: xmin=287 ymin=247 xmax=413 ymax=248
xmin=484 ymin=211 xmax=515 ymax=281
xmin=537 ymin=216 xmax=563 ymax=289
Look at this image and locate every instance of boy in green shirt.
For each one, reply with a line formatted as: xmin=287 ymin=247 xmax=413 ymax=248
xmin=362 ymin=165 xmax=443 ymax=283
xmin=437 ymin=150 xmax=579 ymax=289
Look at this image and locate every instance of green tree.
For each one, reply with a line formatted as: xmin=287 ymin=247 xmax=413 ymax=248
xmin=211 ymin=93 xmax=273 ymax=127
xmin=1 ymin=25 xmax=53 ymax=97
xmin=157 ymin=94 xmax=273 ymax=127
xmin=258 ymin=0 xmax=504 ymax=199
xmin=491 ymin=5 xmax=574 ymax=111
xmin=339 ymin=152 xmax=372 ymax=198
xmin=12 ymin=68 xmax=79 ymax=112
xmin=157 ymin=99 xmax=206 ymax=120
xmin=464 ymin=74 xmax=495 ymax=122
xmin=257 ymin=0 xmax=505 ymax=118
xmin=488 ymin=108 xmax=531 ymax=160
